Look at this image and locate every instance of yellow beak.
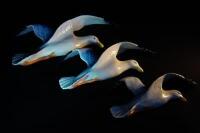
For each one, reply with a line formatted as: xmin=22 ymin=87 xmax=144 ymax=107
xmin=137 ymin=65 xmax=144 ymax=73
xmin=97 ymin=41 xmax=104 ymax=48
xmin=180 ymin=96 xmax=187 ymax=102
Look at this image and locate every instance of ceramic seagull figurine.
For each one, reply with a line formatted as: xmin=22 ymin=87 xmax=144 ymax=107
xmin=110 ymin=73 xmax=189 ymax=118
xmin=12 ymin=15 xmax=108 ymax=66
xmin=59 ymin=42 xmax=154 ymax=90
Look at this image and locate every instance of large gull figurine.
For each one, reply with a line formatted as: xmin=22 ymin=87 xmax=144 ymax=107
xmin=12 ymin=15 xmax=108 ymax=66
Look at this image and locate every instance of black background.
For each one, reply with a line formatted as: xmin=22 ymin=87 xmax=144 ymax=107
xmin=1 ymin=1 xmax=200 ymax=132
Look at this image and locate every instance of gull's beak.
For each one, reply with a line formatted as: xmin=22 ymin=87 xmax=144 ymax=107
xmin=137 ymin=65 xmax=144 ymax=73
xmin=180 ymin=95 xmax=187 ymax=102
xmin=97 ymin=40 xmax=104 ymax=48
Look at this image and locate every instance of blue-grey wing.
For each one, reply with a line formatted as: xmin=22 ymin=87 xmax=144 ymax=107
xmin=64 ymin=48 xmax=97 ymax=67
xmin=17 ymin=24 xmax=53 ymax=43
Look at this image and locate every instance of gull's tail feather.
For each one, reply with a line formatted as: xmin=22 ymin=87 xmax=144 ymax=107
xmin=59 ymin=77 xmax=76 ymax=90
xmin=110 ymin=105 xmax=129 ymax=118
xmin=12 ymin=54 xmax=28 ymax=65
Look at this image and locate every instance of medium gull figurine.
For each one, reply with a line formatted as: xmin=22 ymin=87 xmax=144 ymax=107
xmin=110 ymin=73 xmax=189 ymax=118
xmin=59 ymin=42 xmax=154 ymax=90
xmin=12 ymin=15 xmax=108 ymax=66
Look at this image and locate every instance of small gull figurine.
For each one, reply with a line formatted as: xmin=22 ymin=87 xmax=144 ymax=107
xmin=110 ymin=73 xmax=189 ymax=118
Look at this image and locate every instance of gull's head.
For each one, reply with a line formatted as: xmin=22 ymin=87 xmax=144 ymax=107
xmin=168 ymin=90 xmax=187 ymax=102
xmin=89 ymin=35 xmax=104 ymax=48
xmin=128 ymin=60 xmax=144 ymax=73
